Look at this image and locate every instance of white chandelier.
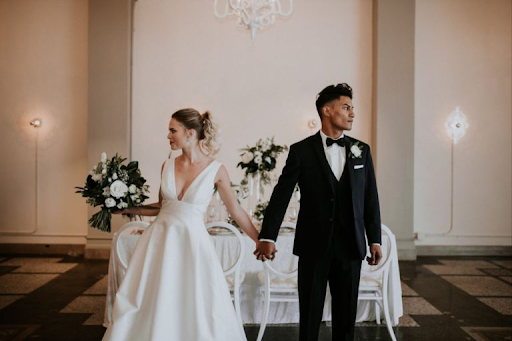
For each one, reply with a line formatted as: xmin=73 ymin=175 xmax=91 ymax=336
xmin=214 ymin=0 xmax=293 ymax=41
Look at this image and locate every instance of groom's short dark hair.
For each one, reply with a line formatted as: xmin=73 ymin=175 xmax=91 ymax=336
xmin=315 ymin=83 xmax=353 ymax=118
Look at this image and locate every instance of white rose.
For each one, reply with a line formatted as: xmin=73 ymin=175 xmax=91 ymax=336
xmin=101 ymin=168 xmax=107 ymax=175
xmin=101 ymin=152 xmax=107 ymax=163
xmin=110 ymin=180 xmax=128 ymax=198
xmin=128 ymin=184 xmax=137 ymax=194
xmin=105 ymin=198 xmax=116 ymax=208
xmin=117 ymin=200 xmax=128 ymax=209
xmin=350 ymin=145 xmax=362 ymax=157
xmin=254 ymin=151 xmax=262 ymax=157
xmin=254 ymin=155 xmax=263 ymax=164
xmin=242 ymin=152 xmax=254 ymax=164
xmin=130 ymin=194 xmax=139 ymax=201
xmin=112 ymin=173 xmax=118 ymax=180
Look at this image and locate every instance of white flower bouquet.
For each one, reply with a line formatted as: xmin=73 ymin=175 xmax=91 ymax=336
xmin=237 ymin=137 xmax=288 ymax=186
xmin=75 ymin=153 xmax=150 ymax=232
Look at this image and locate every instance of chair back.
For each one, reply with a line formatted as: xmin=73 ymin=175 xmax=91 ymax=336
xmin=206 ymin=221 xmax=245 ymax=277
xmin=114 ymin=221 xmax=150 ymax=272
xmin=263 ymin=222 xmax=298 ymax=280
xmin=206 ymin=221 xmax=247 ymax=340
xmin=360 ymin=224 xmax=396 ymax=280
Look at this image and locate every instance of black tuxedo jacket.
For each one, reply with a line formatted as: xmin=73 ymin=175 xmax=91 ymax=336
xmin=259 ymin=132 xmax=381 ymax=260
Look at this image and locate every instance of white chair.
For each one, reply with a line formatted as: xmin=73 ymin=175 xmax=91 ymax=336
xmin=256 ymin=222 xmax=298 ymax=341
xmin=113 ymin=221 xmax=150 ymax=274
xmin=206 ymin=221 xmax=247 ymax=341
xmin=358 ymin=224 xmax=397 ymax=341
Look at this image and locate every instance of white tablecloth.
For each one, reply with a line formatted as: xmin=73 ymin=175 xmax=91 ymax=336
xmin=104 ymin=228 xmax=403 ymax=326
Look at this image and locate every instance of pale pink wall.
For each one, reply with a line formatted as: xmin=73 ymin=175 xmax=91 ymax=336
xmin=131 ymin=0 xmax=374 ymax=202
xmin=0 ymin=0 xmax=89 ymax=244
xmin=414 ymin=0 xmax=512 ymax=245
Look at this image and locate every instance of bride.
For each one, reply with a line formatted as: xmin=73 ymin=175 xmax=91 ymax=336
xmin=102 ymin=108 xmax=261 ymax=341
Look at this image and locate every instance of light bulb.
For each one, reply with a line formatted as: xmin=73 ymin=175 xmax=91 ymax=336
xmin=30 ymin=118 xmax=42 ymax=128
xmin=308 ymin=119 xmax=318 ymax=129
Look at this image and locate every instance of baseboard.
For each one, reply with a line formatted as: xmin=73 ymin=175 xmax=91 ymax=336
xmin=84 ymin=247 xmax=111 ymax=260
xmin=0 ymin=244 xmax=84 ymax=257
xmin=397 ymin=238 xmax=417 ymax=260
xmin=84 ymin=239 xmax=112 ymax=260
xmin=416 ymin=245 xmax=512 ymax=256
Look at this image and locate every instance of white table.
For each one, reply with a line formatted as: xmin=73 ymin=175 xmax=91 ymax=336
xmin=104 ymin=227 xmax=403 ymax=326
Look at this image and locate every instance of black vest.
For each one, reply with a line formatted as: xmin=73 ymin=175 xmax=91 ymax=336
xmin=329 ymin=164 xmax=359 ymax=260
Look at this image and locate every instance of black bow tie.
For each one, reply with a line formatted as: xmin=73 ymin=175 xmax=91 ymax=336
xmin=326 ymin=137 xmax=345 ymax=147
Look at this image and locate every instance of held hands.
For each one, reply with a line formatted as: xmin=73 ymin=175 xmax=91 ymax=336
xmin=254 ymin=241 xmax=277 ymax=262
xmin=366 ymin=244 xmax=382 ymax=266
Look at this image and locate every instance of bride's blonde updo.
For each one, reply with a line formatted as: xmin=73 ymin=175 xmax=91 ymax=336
xmin=172 ymin=108 xmax=220 ymax=156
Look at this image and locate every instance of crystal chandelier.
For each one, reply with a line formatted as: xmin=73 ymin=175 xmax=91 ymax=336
xmin=214 ymin=0 xmax=293 ymax=41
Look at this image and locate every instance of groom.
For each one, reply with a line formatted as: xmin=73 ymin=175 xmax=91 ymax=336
xmin=254 ymin=83 xmax=382 ymax=341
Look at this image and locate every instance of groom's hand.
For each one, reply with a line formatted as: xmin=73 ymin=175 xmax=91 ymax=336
xmin=366 ymin=245 xmax=382 ymax=266
xmin=254 ymin=241 xmax=277 ymax=262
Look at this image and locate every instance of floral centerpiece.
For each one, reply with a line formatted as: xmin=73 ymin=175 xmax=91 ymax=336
xmin=253 ymin=201 xmax=269 ymax=223
xmin=237 ymin=137 xmax=288 ymax=191
xmin=75 ymin=153 xmax=150 ymax=232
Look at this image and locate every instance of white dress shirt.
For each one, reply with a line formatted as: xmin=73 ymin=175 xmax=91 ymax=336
xmin=319 ymin=130 xmax=346 ymax=180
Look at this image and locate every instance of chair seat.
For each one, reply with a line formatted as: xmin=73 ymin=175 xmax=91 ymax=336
xmin=257 ymin=271 xmax=298 ymax=288
xmin=360 ymin=274 xmax=382 ymax=288
xmin=225 ymin=272 xmax=246 ymax=288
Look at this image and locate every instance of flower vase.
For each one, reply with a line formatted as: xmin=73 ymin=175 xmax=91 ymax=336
xmin=248 ymin=172 xmax=262 ymax=218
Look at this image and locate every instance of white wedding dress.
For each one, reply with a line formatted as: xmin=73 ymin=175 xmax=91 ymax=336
xmin=103 ymin=158 xmax=245 ymax=341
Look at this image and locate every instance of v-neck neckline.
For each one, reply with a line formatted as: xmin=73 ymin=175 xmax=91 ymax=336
xmin=173 ymin=158 xmax=215 ymax=202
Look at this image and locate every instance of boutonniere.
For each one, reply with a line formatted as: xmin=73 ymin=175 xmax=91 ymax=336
xmin=348 ymin=142 xmax=363 ymax=159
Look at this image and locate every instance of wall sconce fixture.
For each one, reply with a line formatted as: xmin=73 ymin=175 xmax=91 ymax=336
xmin=214 ymin=0 xmax=293 ymax=41
xmin=308 ymin=119 xmax=318 ymax=130
xmin=444 ymin=107 xmax=468 ymax=144
xmin=29 ymin=118 xmax=42 ymax=233
xmin=444 ymin=107 xmax=468 ymax=235
xmin=30 ymin=118 xmax=43 ymax=128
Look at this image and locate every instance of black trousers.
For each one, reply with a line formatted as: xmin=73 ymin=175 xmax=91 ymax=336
xmin=297 ymin=243 xmax=362 ymax=341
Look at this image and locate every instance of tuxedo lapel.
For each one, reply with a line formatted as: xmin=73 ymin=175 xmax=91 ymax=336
xmin=344 ymin=136 xmax=354 ymax=192
xmin=311 ymin=132 xmax=336 ymax=194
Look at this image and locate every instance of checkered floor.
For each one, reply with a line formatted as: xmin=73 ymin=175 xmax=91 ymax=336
xmin=0 ymin=256 xmax=510 ymax=340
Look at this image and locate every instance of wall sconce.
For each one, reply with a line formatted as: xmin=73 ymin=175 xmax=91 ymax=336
xmin=308 ymin=119 xmax=318 ymax=130
xmin=30 ymin=118 xmax=43 ymax=128
xmin=444 ymin=107 xmax=468 ymax=144
xmin=29 ymin=118 xmax=42 ymax=233
xmin=444 ymin=107 xmax=468 ymax=235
